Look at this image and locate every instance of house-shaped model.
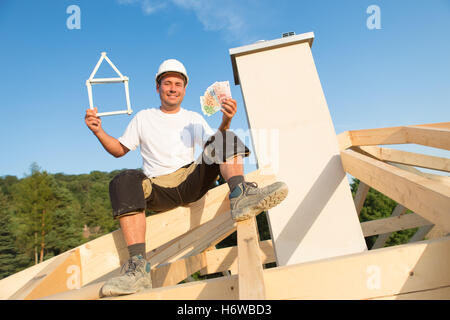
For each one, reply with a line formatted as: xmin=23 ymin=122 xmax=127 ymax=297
xmin=86 ymin=52 xmax=133 ymax=117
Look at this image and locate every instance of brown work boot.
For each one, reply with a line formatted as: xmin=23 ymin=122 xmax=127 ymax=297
xmin=229 ymin=181 xmax=288 ymax=221
xmin=100 ymin=254 xmax=152 ymax=297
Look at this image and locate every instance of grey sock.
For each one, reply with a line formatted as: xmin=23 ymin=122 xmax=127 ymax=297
xmin=227 ymin=175 xmax=244 ymax=192
xmin=128 ymin=243 xmax=146 ymax=259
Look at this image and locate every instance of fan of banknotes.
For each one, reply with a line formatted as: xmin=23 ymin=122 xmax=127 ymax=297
xmin=200 ymin=81 xmax=232 ymax=116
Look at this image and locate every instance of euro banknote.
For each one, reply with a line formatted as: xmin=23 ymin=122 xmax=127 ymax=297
xmin=200 ymin=81 xmax=232 ymax=116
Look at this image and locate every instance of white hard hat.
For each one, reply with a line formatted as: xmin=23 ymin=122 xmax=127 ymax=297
xmin=155 ymin=59 xmax=189 ymax=86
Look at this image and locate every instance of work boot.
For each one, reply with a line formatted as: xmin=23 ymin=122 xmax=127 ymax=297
xmin=100 ymin=254 xmax=152 ymax=297
xmin=229 ymin=181 xmax=288 ymax=221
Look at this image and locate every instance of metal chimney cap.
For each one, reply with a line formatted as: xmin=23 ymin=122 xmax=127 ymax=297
xmin=282 ymin=31 xmax=296 ymax=38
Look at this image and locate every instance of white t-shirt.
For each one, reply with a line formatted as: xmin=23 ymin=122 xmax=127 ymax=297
xmin=118 ymin=107 xmax=215 ymax=178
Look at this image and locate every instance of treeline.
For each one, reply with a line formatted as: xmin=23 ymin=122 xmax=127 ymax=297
xmin=0 ymin=163 xmax=121 ymax=280
xmin=0 ymin=164 xmax=418 ymax=280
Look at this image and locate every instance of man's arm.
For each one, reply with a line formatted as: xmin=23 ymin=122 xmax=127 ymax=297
xmin=85 ymin=107 xmax=129 ymax=158
xmin=218 ymin=98 xmax=237 ymax=132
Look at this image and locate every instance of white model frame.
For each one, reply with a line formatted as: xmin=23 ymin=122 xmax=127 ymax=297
xmin=86 ymin=52 xmax=133 ymax=117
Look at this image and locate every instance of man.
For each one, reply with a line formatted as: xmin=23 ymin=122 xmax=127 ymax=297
xmin=84 ymin=59 xmax=288 ymax=297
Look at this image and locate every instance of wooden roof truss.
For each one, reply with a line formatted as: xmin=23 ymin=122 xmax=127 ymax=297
xmin=1 ymin=121 xmax=448 ymax=300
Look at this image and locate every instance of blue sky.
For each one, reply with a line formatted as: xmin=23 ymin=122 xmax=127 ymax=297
xmin=1 ymin=0 xmax=449 ymax=178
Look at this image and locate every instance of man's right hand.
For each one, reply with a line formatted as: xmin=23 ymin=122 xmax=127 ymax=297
xmin=85 ymin=107 xmax=102 ymax=134
xmin=84 ymin=107 xmax=129 ymax=158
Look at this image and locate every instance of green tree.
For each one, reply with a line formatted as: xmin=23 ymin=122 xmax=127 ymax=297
xmin=351 ymin=178 xmax=417 ymax=248
xmin=61 ymin=170 xmax=119 ymax=236
xmin=0 ymin=175 xmax=19 ymax=197
xmin=12 ymin=164 xmax=60 ymax=264
xmin=44 ymin=180 xmax=84 ymax=258
xmin=0 ymin=191 xmax=29 ymax=279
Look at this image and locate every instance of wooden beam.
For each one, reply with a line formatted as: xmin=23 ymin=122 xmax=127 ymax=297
xmin=412 ymin=122 xmax=450 ymax=130
xmin=147 ymin=209 xmax=236 ymax=267
xmin=414 ymin=171 xmax=450 ymax=186
xmin=0 ymin=251 xmax=64 ymax=299
xmin=349 ymin=157 xmax=439 ymax=249
xmin=341 ymin=149 xmax=450 ymax=233
xmin=39 ymin=281 xmax=104 ymax=300
xmin=9 ymin=249 xmax=82 ymax=300
xmin=361 ymin=212 xmax=432 ymax=237
xmin=405 ymin=126 xmax=450 ymax=151
xmin=337 ymin=122 xmax=450 ymax=150
xmin=237 ymin=218 xmax=266 ymax=299
xmin=388 ymin=162 xmax=450 ymax=187
xmin=200 ymin=240 xmax=275 ymax=276
xmin=347 ymin=126 xmax=407 ymax=147
xmin=353 ymin=181 xmax=369 ymax=216
xmin=370 ymin=204 xmax=407 ymax=249
xmin=337 ymin=131 xmax=352 ymax=151
xmin=155 ymin=239 xmax=275 ymax=286
xmin=356 ymin=145 xmax=450 ymax=173
xmin=409 ymin=225 xmax=434 ymax=243
xmin=371 ymin=285 xmax=450 ymax=300
xmin=99 ymin=236 xmax=450 ymax=300
xmin=153 ymin=253 xmax=207 ymax=288
xmin=425 ymin=224 xmax=449 ymax=240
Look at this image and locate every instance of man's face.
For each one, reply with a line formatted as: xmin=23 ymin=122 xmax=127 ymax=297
xmin=157 ymin=72 xmax=186 ymax=109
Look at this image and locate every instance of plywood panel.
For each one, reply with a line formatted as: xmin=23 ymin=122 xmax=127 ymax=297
xmin=230 ymin=34 xmax=367 ymax=266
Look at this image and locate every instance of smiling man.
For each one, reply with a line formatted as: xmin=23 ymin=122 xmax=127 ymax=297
xmin=84 ymin=59 xmax=288 ymax=297
xmin=157 ymin=71 xmax=186 ymax=112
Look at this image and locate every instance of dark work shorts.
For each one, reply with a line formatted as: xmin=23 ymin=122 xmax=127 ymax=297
xmin=109 ymin=130 xmax=250 ymax=219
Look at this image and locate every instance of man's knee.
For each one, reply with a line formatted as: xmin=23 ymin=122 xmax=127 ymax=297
xmin=202 ymin=131 xmax=250 ymax=164
xmin=109 ymin=170 xmax=148 ymax=219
